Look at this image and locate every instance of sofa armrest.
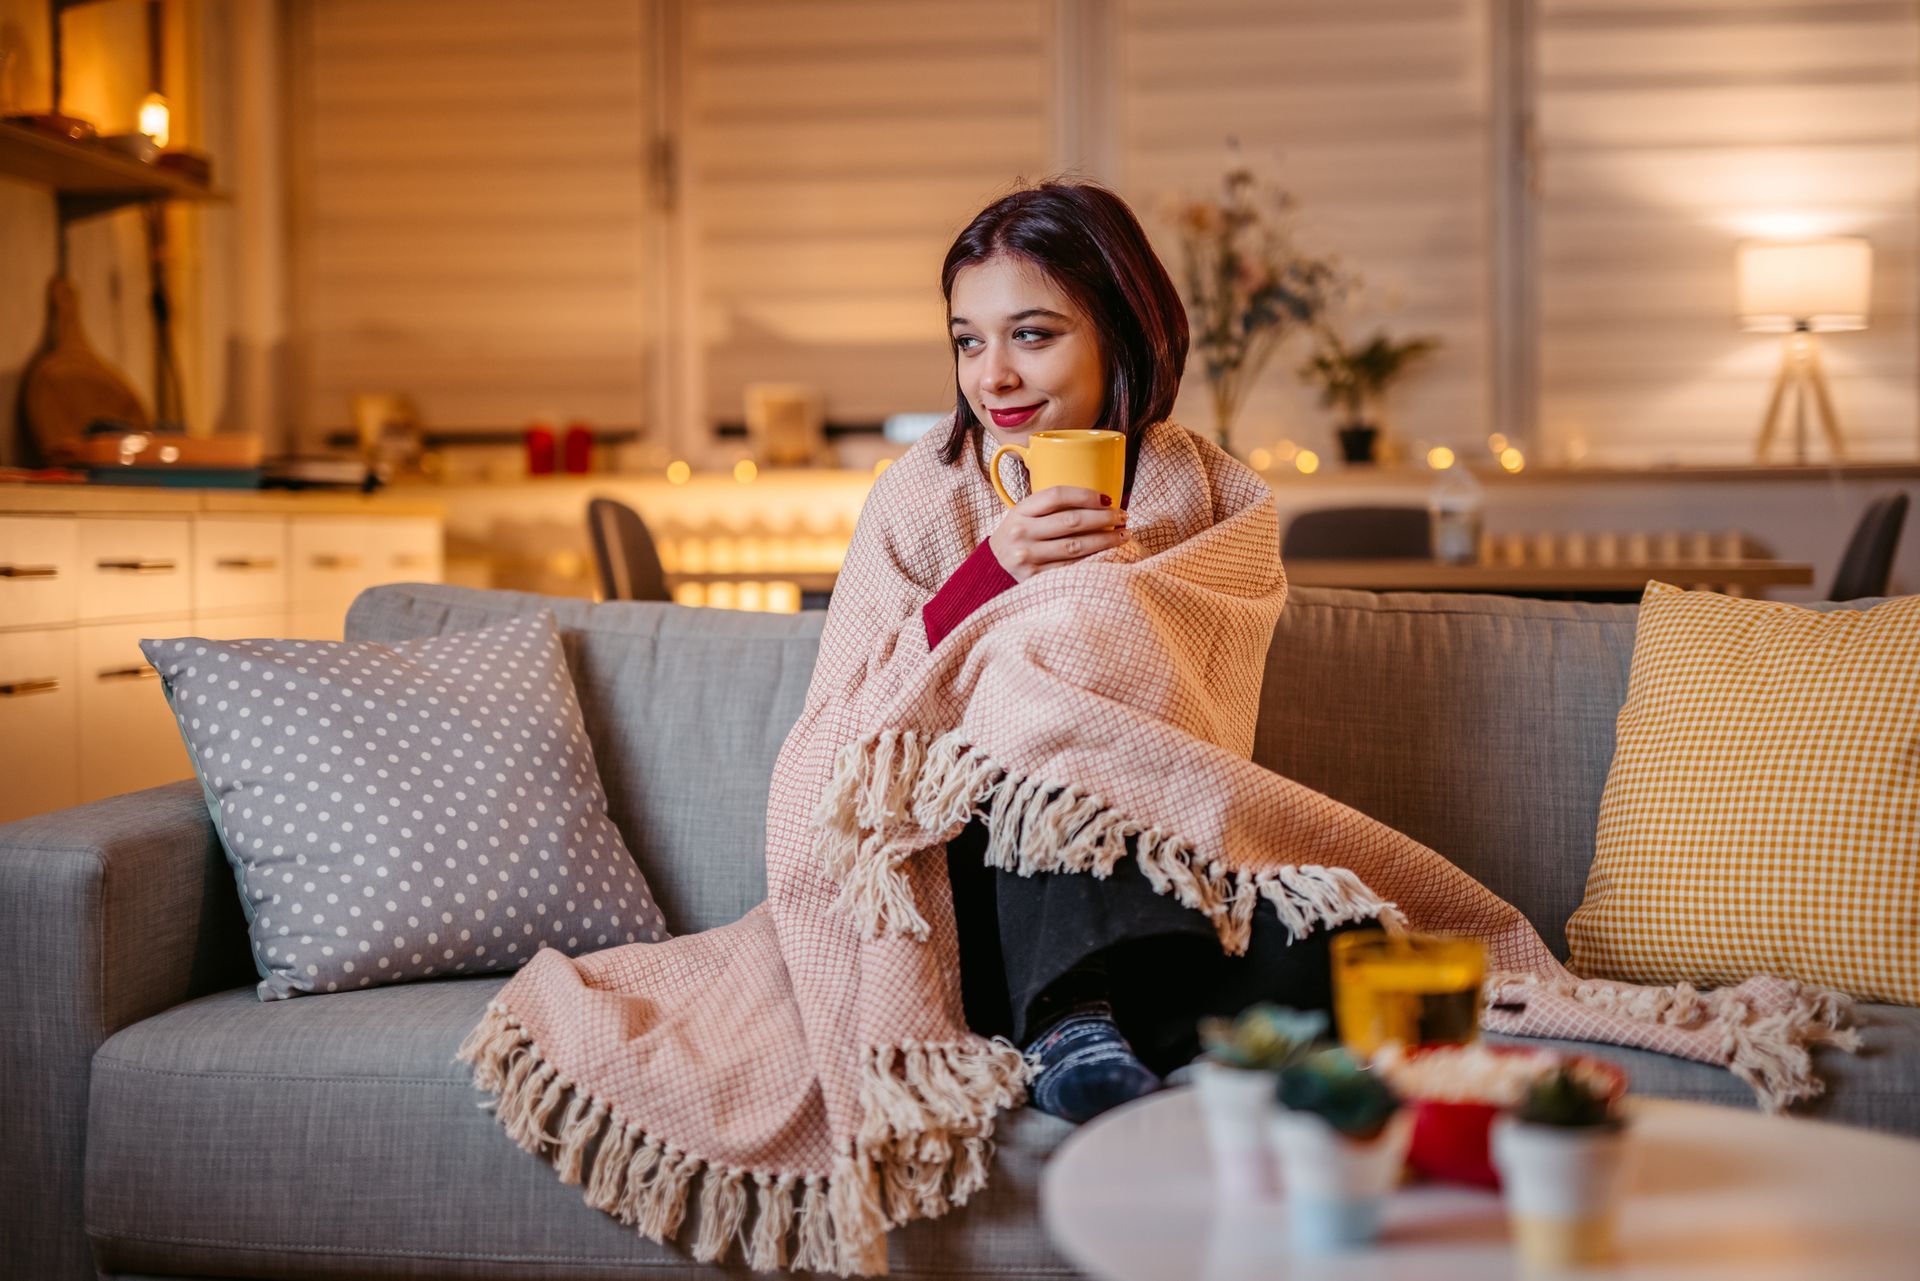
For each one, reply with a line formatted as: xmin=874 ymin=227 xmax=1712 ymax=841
xmin=0 ymin=779 xmax=253 ymax=1280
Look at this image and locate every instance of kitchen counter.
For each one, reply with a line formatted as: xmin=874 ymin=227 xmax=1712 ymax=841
xmin=0 ymin=483 xmax=444 ymax=517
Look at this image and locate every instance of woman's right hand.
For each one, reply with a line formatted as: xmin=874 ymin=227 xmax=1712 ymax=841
xmin=988 ymin=486 xmax=1129 ymax=582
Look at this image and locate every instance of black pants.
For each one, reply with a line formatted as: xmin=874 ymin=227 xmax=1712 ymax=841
xmin=944 ymin=817 xmax=1372 ymax=1077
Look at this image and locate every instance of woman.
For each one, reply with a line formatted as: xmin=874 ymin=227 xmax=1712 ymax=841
xmin=913 ymin=180 xmax=1370 ymax=1124
xmin=458 ymin=183 xmax=1833 ymax=1275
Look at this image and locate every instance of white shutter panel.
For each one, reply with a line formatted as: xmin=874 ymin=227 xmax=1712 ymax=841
xmin=1536 ymin=0 xmax=1920 ymax=464
xmin=290 ymin=0 xmax=652 ymax=441
xmin=1117 ymin=0 xmax=1495 ymax=457
xmin=685 ymin=0 xmax=1055 ymax=427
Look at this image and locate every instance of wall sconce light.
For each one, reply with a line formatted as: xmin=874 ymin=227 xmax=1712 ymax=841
xmin=1737 ymin=237 xmax=1871 ymax=463
xmin=138 ymin=90 xmax=171 ymax=148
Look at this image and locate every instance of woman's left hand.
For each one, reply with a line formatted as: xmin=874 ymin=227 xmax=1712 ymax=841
xmin=988 ymin=485 xmax=1130 ymax=582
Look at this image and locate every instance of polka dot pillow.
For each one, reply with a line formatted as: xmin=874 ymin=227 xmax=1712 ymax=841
xmin=142 ymin=610 xmax=667 ymax=1000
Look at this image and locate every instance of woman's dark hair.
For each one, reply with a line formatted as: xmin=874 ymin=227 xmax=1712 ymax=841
xmin=938 ymin=180 xmax=1189 ymax=479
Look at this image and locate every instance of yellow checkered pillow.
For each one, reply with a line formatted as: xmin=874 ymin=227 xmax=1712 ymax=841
xmin=1567 ymin=581 xmax=1920 ymax=1005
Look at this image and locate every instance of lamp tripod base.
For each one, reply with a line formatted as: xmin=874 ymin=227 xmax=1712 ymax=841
xmin=1754 ymin=330 xmax=1847 ymax=464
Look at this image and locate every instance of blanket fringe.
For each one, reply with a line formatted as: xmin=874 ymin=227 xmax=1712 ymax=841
xmin=693 ymin=1165 xmax=750 ymax=1264
xmin=793 ymin=1176 xmax=836 ymax=1273
xmin=1490 ymin=972 xmax=1863 ymax=1113
xmin=817 ymin=728 xmax=1403 ymax=951
xmin=832 ymin=1034 xmax=1032 ymax=1270
xmin=749 ymin=1172 xmax=800 ymax=1271
xmin=461 ymin=1004 xmax=906 ymax=1275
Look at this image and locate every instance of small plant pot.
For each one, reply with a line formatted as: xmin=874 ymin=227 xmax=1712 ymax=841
xmin=1266 ymin=1108 xmax=1412 ymax=1251
xmin=1336 ymin=423 xmax=1379 ymax=465
xmin=1490 ymin=1117 xmax=1631 ymax=1270
xmin=1192 ymin=1061 xmax=1279 ymax=1200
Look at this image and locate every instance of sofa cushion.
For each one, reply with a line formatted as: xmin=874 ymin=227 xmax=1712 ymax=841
xmin=1258 ymin=589 xmax=1639 ymax=958
xmin=346 ymin=586 xmax=827 ymax=937
xmin=1568 ymin=584 xmax=1920 ymax=1005
xmin=143 ymin=611 xmax=667 ymax=1000
xmin=86 ymin=982 xmax=1910 ymax=1281
xmin=86 ymin=980 xmax=1076 ymax=1280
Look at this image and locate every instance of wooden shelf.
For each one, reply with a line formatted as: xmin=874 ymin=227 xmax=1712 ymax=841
xmin=0 ymin=120 xmax=220 ymax=220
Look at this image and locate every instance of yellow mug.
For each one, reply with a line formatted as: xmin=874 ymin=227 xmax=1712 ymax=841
xmin=989 ymin=429 xmax=1126 ymax=508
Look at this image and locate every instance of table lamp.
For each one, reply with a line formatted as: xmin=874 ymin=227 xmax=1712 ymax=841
xmin=1737 ymin=237 xmax=1871 ymax=463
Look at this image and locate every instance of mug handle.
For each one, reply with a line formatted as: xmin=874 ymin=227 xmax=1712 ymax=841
xmin=988 ymin=443 xmax=1028 ymax=508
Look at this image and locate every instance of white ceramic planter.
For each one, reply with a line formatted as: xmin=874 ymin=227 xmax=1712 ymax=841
xmin=1490 ymin=1117 xmax=1632 ymax=1269
xmin=1192 ymin=1061 xmax=1279 ymax=1200
xmin=1266 ymin=1107 xmax=1413 ymax=1250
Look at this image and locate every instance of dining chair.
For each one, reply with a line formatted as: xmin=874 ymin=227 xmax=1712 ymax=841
xmin=1828 ymin=493 xmax=1909 ymax=600
xmin=1281 ymin=505 xmax=1432 ymax=560
xmin=586 ymin=496 xmax=672 ymax=602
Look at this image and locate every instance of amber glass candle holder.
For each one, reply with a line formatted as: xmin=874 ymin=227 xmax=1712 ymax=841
xmin=1331 ymin=929 xmax=1486 ymax=1058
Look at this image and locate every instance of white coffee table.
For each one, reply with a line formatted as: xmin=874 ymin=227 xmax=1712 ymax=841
xmin=1041 ymin=1087 xmax=1920 ymax=1281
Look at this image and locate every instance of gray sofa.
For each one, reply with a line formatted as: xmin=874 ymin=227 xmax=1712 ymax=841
xmin=3 ymin=582 xmax=1911 ymax=1281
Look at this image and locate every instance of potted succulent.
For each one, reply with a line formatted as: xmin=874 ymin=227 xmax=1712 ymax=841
xmin=1490 ymin=1065 xmax=1633 ymax=1270
xmin=1267 ymin=1047 xmax=1411 ymax=1250
xmin=1193 ymin=1004 xmax=1326 ymax=1199
xmin=1298 ymin=326 xmax=1440 ymax=465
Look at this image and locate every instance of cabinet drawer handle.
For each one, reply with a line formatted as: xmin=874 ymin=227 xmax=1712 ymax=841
xmin=215 ymin=556 xmax=280 ymax=571
xmin=97 ymin=666 xmax=159 ymax=683
xmin=0 ymin=677 xmax=60 ymax=697
xmin=0 ymin=564 xmax=59 ymax=579
xmin=311 ymin=554 xmax=363 ymax=570
xmin=392 ymin=553 xmax=430 ymax=569
xmin=96 ymin=558 xmax=178 ymax=574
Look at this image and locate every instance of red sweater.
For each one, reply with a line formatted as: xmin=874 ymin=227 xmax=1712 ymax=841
xmin=922 ymin=486 xmax=1131 ymax=648
xmin=922 ymin=538 xmax=1017 ymax=648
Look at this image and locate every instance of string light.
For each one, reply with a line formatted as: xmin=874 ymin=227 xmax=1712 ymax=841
xmin=665 ymin=460 xmax=691 ymax=485
xmin=1426 ymin=446 xmax=1457 ymax=470
xmin=1499 ymin=447 xmax=1526 ymax=473
xmin=733 ymin=459 xmax=758 ymax=484
xmin=1248 ymin=447 xmax=1274 ymax=471
xmin=1294 ymin=449 xmax=1321 ymax=475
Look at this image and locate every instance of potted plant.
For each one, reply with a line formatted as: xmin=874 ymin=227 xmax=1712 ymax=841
xmin=1490 ymin=1065 xmax=1632 ymax=1270
xmin=1171 ymin=167 xmax=1342 ymax=454
xmin=1193 ymin=1005 xmax=1326 ymax=1200
xmin=1298 ymin=327 xmax=1440 ymax=465
xmin=1267 ymin=1047 xmax=1411 ymax=1250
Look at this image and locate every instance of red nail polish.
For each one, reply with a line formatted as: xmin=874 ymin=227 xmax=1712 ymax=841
xmin=1100 ymin=494 xmax=1112 ymax=506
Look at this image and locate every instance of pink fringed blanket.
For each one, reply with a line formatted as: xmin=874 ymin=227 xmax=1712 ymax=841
xmin=459 ymin=419 xmax=1854 ymax=1275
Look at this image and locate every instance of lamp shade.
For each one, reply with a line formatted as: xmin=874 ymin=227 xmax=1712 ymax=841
xmin=1737 ymin=238 xmax=1871 ymax=332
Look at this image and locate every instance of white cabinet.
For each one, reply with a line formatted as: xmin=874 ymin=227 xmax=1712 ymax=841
xmin=290 ymin=516 xmax=441 ymax=639
xmin=76 ymin=518 xmax=193 ymax=622
xmin=383 ymin=516 xmax=443 ymax=582
xmin=0 ymin=504 xmax=441 ymax=824
xmin=0 ymin=628 xmax=79 ymax=822
xmin=193 ymin=610 xmax=289 ymax=643
xmin=194 ymin=517 xmax=289 ymax=615
xmin=0 ymin=517 xmax=79 ymax=629
xmin=284 ymin=608 xmax=347 ymax=641
xmin=75 ymin=617 xmax=195 ymax=804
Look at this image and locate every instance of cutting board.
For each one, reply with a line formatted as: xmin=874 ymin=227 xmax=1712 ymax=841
xmin=69 ymin=432 xmax=261 ymax=467
xmin=21 ymin=277 xmax=151 ymax=465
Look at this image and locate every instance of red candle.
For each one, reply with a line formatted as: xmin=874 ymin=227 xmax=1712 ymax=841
xmin=525 ymin=422 xmax=556 ymax=475
xmin=563 ymin=421 xmax=593 ymax=474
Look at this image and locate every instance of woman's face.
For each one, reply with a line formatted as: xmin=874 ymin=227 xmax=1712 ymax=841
xmin=948 ymin=254 xmax=1106 ymax=448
